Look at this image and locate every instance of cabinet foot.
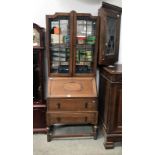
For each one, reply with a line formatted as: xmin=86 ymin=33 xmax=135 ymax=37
xmin=104 ymin=142 xmax=114 ymax=149
xmin=93 ymin=125 xmax=98 ymax=140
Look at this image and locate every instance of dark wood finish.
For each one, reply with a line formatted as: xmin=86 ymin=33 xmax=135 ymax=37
xmin=33 ymin=106 xmax=47 ymax=133
xmin=101 ymin=2 xmax=122 ymax=12
xmin=98 ymin=3 xmax=122 ymax=65
xmin=98 ymin=64 xmax=122 ymax=149
xmin=33 ymin=23 xmax=46 ymax=133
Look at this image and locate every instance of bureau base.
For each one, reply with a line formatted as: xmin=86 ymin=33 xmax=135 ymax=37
xmin=47 ymin=124 xmax=98 ymax=141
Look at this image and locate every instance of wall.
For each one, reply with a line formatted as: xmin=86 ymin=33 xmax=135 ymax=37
xmin=33 ymin=0 xmax=122 ymax=63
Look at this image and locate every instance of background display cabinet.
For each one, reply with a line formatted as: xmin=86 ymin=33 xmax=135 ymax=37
xmin=33 ymin=23 xmax=46 ymax=133
xmin=98 ymin=2 xmax=122 ymax=65
xmin=46 ymin=11 xmax=99 ymax=141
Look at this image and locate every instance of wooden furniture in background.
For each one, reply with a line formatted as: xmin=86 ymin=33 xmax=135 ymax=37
xmin=97 ymin=2 xmax=122 ymax=149
xmin=33 ymin=23 xmax=46 ymax=133
xmin=98 ymin=2 xmax=122 ymax=65
xmin=99 ymin=64 xmax=122 ymax=149
xmin=46 ymin=11 xmax=99 ymax=140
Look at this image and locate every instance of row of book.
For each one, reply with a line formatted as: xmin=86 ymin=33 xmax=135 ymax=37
xmin=76 ymin=50 xmax=93 ymax=62
xmin=51 ymin=65 xmax=93 ymax=73
xmin=51 ymin=49 xmax=93 ymax=62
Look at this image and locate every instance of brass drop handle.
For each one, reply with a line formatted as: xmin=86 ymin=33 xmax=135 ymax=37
xmin=57 ymin=103 xmax=61 ymax=109
xmin=85 ymin=117 xmax=88 ymax=122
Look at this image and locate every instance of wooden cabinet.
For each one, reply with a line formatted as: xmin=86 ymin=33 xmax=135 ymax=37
xmin=46 ymin=11 xmax=99 ymax=77
xmin=33 ymin=23 xmax=46 ymax=133
xmin=46 ymin=11 xmax=99 ymax=141
xmin=98 ymin=2 xmax=122 ymax=65
xmin=97 ymin=2 xmax=122 ymax=149
xmin=98 ymin=64 xmax=122 ymax=149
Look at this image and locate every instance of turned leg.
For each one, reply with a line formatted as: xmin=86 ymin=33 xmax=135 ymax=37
xmin=93 ymin=125 xmax=98 ymax=140
xmin=47 ymin=126 xmax=52 ymax=142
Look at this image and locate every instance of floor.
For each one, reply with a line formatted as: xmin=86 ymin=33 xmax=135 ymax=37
xmin=33 ymin=125 xmax=122 ymax=155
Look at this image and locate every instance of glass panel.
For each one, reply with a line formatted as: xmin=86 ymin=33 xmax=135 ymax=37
xmin=33 ymin=51 xmax=42 ymax=101
xmin=33 ymin=28 xmax=40 ymax=46
xmin=50 ymin=17 xmax=70 ymax=74
xmin=50 ymin=47 xmax=70 ymax=73
xmin=76 ymin=17 xmax=96 ymax=74
xmin=105 ymin=16 xmax=116 ymax=55
xmin=76 ymin=46 xmax=94 ymax=73
xmin=86 ymin=21 xmax=96 ymax=45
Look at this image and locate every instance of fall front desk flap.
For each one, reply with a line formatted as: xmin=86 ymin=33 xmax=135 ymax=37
xmin=48 ymin=77 xmax=97 ymax=98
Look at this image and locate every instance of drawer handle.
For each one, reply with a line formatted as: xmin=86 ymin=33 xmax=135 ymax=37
xmin=85 ymin=102 xmax=88 ymax=108
xmin=85 ymin=117 xmax=88 ymax=122
xmin=57 ymin=103 xmax=61 ymax=109
xmin=57 ymin=117 xmax=61 ymax=122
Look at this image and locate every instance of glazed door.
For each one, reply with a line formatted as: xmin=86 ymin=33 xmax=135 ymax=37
xmin=98 ymin=8 xmax=121 ymax=65
xmin=73 ymin=13 xmax=98 ymax=76
xmin=46 ymin=13 xmax=73 ymax=76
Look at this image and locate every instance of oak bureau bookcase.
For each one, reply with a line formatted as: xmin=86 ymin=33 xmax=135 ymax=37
xmin=46 ymin=11 xmax=99 ymax=141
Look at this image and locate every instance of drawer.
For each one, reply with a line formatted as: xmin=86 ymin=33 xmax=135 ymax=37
xmin=47 ymin=98 xmax=97 ymax=111
xmin=46 ymin=112 xmax=98 ymax=126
